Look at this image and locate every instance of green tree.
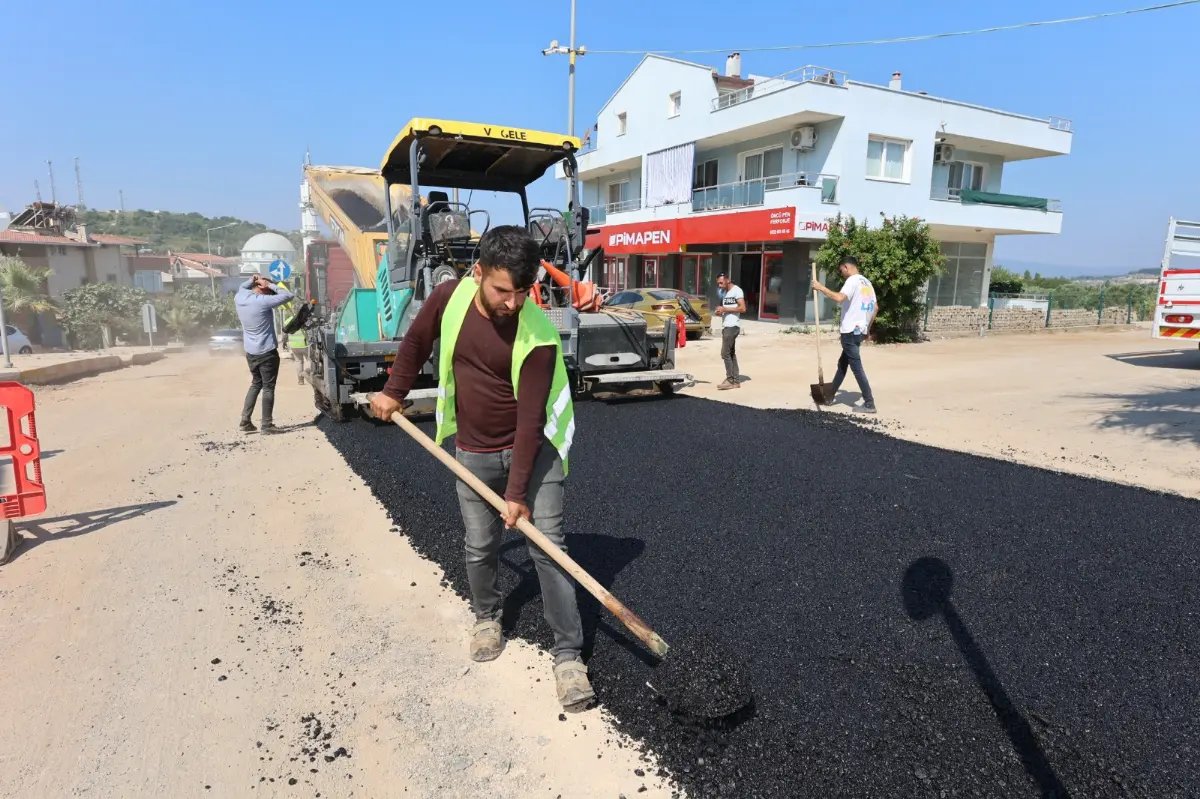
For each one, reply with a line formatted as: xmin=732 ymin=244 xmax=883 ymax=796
xmin=160 ymin=306 xmax=199 ymax=342
xmin=157 ymin=284 xmax=237 ymax=334
xmin=814 ymin=213 xmax=944 ymax=342
xmin=0 ymin=255 xmax=56 ymax=315
xmin=988 ymin=265 xmax=1024 ymax=295
xmin=60 ymin=283 xmax=149 ymax=349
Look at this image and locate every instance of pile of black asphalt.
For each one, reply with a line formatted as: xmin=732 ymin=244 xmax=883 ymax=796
xmin=321 ymin=396 xmax=1199 ymax=799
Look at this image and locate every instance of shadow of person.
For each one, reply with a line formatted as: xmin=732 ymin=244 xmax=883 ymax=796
xmin=498 ymin=533 xmax=647 ymax=662
xmin=902 ymin=557 xmax=1071 ymax=799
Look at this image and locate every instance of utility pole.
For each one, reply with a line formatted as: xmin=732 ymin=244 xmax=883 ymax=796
xmin=542 ymin=2 xmax=586 ymax=208
xmin=34 ymin=181 xmax=42 ymax=203
xmin=119 ymin=189 xmax=125 ymax=213
xmin=47 ymin=161 xmax=57 ymax=204
xmin=74 ymin=157 xmax=86 ymax=209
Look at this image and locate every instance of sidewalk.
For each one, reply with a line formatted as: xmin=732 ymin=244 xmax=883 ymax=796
xmin=0 ymin=345 xmax=182 ymax=385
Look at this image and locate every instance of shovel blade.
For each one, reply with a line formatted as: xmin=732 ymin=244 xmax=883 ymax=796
xmin=810 ymin=382 xmax=834 ymax=406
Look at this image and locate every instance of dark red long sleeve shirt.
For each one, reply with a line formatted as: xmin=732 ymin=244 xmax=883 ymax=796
xmin=380 ymin=280 xmax=555 ymax=504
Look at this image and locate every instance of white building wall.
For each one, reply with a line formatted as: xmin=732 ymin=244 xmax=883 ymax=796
xmin=93 ymin=245 xmax=128 ymax=285
xmin=46 ymin=249 xmax=89 ymax=297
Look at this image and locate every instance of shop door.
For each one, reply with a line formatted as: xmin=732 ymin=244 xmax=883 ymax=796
xmin=760 ymin=253 xmax=783 ymax=320
xmin=682 ymin=255 xmax=715 ymax=298
xmin=642 ymin=257 xmax=660 ymax=288
xmin=604 ymin=257 xmax=628 ymax=291
xmin=738 ymin=254 xmax=762 ymax=320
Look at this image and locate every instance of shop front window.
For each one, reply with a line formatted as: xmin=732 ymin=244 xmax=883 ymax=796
xmin=760 ymin=253 xmax=783 ymax=320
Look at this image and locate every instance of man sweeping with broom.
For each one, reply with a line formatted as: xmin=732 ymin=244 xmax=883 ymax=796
xmin=812 ymin=255 xmax=878 ymax=414
xmin=369 ymin=226 xmax=595 ymax=711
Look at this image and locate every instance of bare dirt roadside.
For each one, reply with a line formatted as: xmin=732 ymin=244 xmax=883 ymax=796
xmin=0 ymin=352 xmax=672 ymax=798
xmin=676 ymin=325 xmax=1200 ymax=498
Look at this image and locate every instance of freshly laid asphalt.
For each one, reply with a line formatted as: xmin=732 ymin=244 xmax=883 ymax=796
xmin=322 ymin=397 xmax=1200 ymax=798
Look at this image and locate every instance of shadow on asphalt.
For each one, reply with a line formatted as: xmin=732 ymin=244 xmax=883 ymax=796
xmin=903 ymin=557 xmax=1072 ymax=799
xmin=1105 ymin=348 xmax=1200 ymax=370
xmin=11 ymin=500 xmax=178 ymax=562
xmin=1082 ymin=385 xmax=1200 ymax=447
xmin=498 ymin=533 xmax=649 ymax=663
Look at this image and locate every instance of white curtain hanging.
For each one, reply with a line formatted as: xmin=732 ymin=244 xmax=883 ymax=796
xmin=644 ymin=142 xmax=695 ymax=207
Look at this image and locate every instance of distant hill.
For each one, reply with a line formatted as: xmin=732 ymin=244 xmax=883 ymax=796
xmin=77 ymin=209 xmax=302 ymax=257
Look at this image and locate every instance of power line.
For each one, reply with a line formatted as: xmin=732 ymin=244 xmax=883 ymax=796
xmin=587 ymin=0 xmax=1200 ymax=55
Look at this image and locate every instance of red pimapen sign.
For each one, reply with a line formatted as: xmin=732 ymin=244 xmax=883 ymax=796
xmin=596 ymin=220 xmax=682 ymax=254
xmin=678 ymin=207 xmax=795 ymax=244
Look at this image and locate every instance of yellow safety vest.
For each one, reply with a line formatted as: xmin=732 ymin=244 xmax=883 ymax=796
xmin=434 ymin=279 xmax=574 ymax=474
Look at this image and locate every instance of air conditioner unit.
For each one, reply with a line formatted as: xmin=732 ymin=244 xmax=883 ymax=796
xmin=934 ymin=143 xmax=956 ymax=164
xmin=790 ymin=126 xmax=817 ymax=151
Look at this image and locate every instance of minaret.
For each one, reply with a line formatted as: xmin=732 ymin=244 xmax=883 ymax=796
xmin=299 ymin=147 xmax=320 ymax=276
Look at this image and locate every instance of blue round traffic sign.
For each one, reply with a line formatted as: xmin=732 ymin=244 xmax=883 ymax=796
xmin=269 ymin=259 xmax=292 ymax=281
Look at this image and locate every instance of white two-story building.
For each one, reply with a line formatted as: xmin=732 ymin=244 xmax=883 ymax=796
xmin=563 ymin=54 xmax=1072 ymax=324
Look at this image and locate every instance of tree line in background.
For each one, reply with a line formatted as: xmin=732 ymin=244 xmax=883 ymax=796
xmin=76 ymin=209 xmax=303 ymax=257
xmin=0 ymin=254 xmax=241 ymax=350
xmin=987 ymin=266 xmax=1159 ymax=311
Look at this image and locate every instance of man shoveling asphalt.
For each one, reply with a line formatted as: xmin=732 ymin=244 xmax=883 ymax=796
xmin=812 ymin=255 xmax=878 ymax=414
xmin=370 ymin=226 xmax=594 ymax=711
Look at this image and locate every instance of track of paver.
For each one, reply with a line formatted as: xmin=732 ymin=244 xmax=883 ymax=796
xmin=321 ymin=397 xmax=1200 ymax=798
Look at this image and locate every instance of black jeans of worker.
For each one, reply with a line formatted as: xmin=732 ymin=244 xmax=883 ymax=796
xmin=241 ymin=350 xmax=281 ymax=425
xmin=831 ymin=332 xmax=874 ymax=405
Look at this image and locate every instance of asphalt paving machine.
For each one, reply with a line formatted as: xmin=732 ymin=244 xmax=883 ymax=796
xmin=302 ymin=117 xmax=693 ymax=421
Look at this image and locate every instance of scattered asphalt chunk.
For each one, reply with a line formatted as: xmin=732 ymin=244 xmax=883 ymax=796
xmin=321 ymin=397 xmax=1200 ymax=798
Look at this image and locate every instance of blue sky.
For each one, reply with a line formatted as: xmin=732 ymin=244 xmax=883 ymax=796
xmin=2 ymin=0 xmax=1197 ymax=275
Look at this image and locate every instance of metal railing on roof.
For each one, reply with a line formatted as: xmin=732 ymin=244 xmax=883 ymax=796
xmin=692 ymin=171 xmax=840 ymax=211
xmin=1048 ymin=116 xmax=1072 ymax=132
xmin=712 ymin=66 xmax=847 ymax=111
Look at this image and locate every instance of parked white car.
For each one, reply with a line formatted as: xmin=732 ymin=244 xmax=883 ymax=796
xmin=4 ymin=325 xmax=33 ymax=355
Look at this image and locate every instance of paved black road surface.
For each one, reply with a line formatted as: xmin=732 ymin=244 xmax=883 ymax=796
xmin=322 ymin=398 xmax=1200 ymax=798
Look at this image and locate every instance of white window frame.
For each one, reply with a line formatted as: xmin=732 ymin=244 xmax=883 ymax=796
xmin=606 ymin=179 xmax=631 ymax=209
xmin=668 ymin=92 xmax=681 ymax=118
xmin=865 ymin=135 xmax=911 ymax=184
xmin=946 ymin=160 xmax=987 ymax=197
xmin=693 ymin=158 xmax=719 ymax=190
xmin=738 ymin=146 xmax=785 ymax=188
xmin=617 ymin=112 xmax=627 ymax=136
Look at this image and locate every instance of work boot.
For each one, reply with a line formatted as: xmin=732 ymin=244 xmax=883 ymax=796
xmin=469 ymin=620 xmax=504 ymax=663
xmin=854 ymin=403 xmax=877 ymax=415
xmin=261 ymin=423 xmax=282 ymax=435
xmin=239 ymin=420 xmax=256 ymax=433
xmin=717 ymin=379 xmax=734 ymax=391
xmin=553 ymin=656 xmax=596 ymax=711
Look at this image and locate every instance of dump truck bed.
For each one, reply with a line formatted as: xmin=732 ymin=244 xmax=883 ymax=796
xmin=303 ymin=166 xmax=413 ymax=289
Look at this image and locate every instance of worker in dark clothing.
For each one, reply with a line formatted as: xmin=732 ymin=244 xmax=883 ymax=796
xmin=370 ymin=226 xmax=593 ymax=711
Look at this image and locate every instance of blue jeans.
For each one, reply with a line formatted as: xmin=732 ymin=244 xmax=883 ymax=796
xmin=831 ymin=332 xmax=874 ymax=405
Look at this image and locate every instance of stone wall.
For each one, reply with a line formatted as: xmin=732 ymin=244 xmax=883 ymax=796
xmin=990 ymin=308 xmax=1045 ymax=331
xmin=928 ymin=306 xmax=988 ymax=331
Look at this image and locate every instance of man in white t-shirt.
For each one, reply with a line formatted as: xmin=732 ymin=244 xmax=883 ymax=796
xmin=812 ymin=255 xmax=877 ymax=413
xmin=714 ymin=272 xmax=746 ymax=390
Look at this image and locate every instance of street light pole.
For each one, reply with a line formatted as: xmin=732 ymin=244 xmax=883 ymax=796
xmin=543 ymin=3 xmax=586 ymax=208
xmin=207 ymin=222 xmax=237 ymax=297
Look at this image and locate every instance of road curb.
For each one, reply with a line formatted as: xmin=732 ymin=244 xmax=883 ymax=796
xmin=0 ymin=350 xmax=170 ymax=386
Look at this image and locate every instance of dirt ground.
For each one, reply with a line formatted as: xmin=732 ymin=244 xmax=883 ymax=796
xmin=0 ymin=352 xmax=673 ymax=798
xmin=1 ymin=325 xmax=1197 ymax=797
xmin=677 ymin=324 xmax=1200 ymax=498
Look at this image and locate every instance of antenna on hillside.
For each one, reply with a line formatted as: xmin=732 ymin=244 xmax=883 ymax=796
xmin=47 ymin=160 xmax=57 ymax=204
xmin=35 ymin=180 xmax=42 ymax=203
xmin=74 ymin=157 xmax=86 ymax=209
xmin=119 ymin=189 xmax=125 ymax=213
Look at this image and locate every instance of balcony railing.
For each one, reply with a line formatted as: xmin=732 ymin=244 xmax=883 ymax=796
xmin=587 ymin=198 xmax=642 ymax=224
xmin=712 ymin=65 xmax=847 ymax=111
xmin=692 ymin=172 xmax=840 ymax=212
xmin=1048 ymin=116 xmax=1073 ymax=132
xmin=931 ymin=185 xmax=1061 ymax=212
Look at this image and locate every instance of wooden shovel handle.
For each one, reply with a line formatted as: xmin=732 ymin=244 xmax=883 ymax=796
xmin=386 ymin=408 xmax=671 ymax=658
xmin=812 ymin=263 xmax=824 ymax=380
